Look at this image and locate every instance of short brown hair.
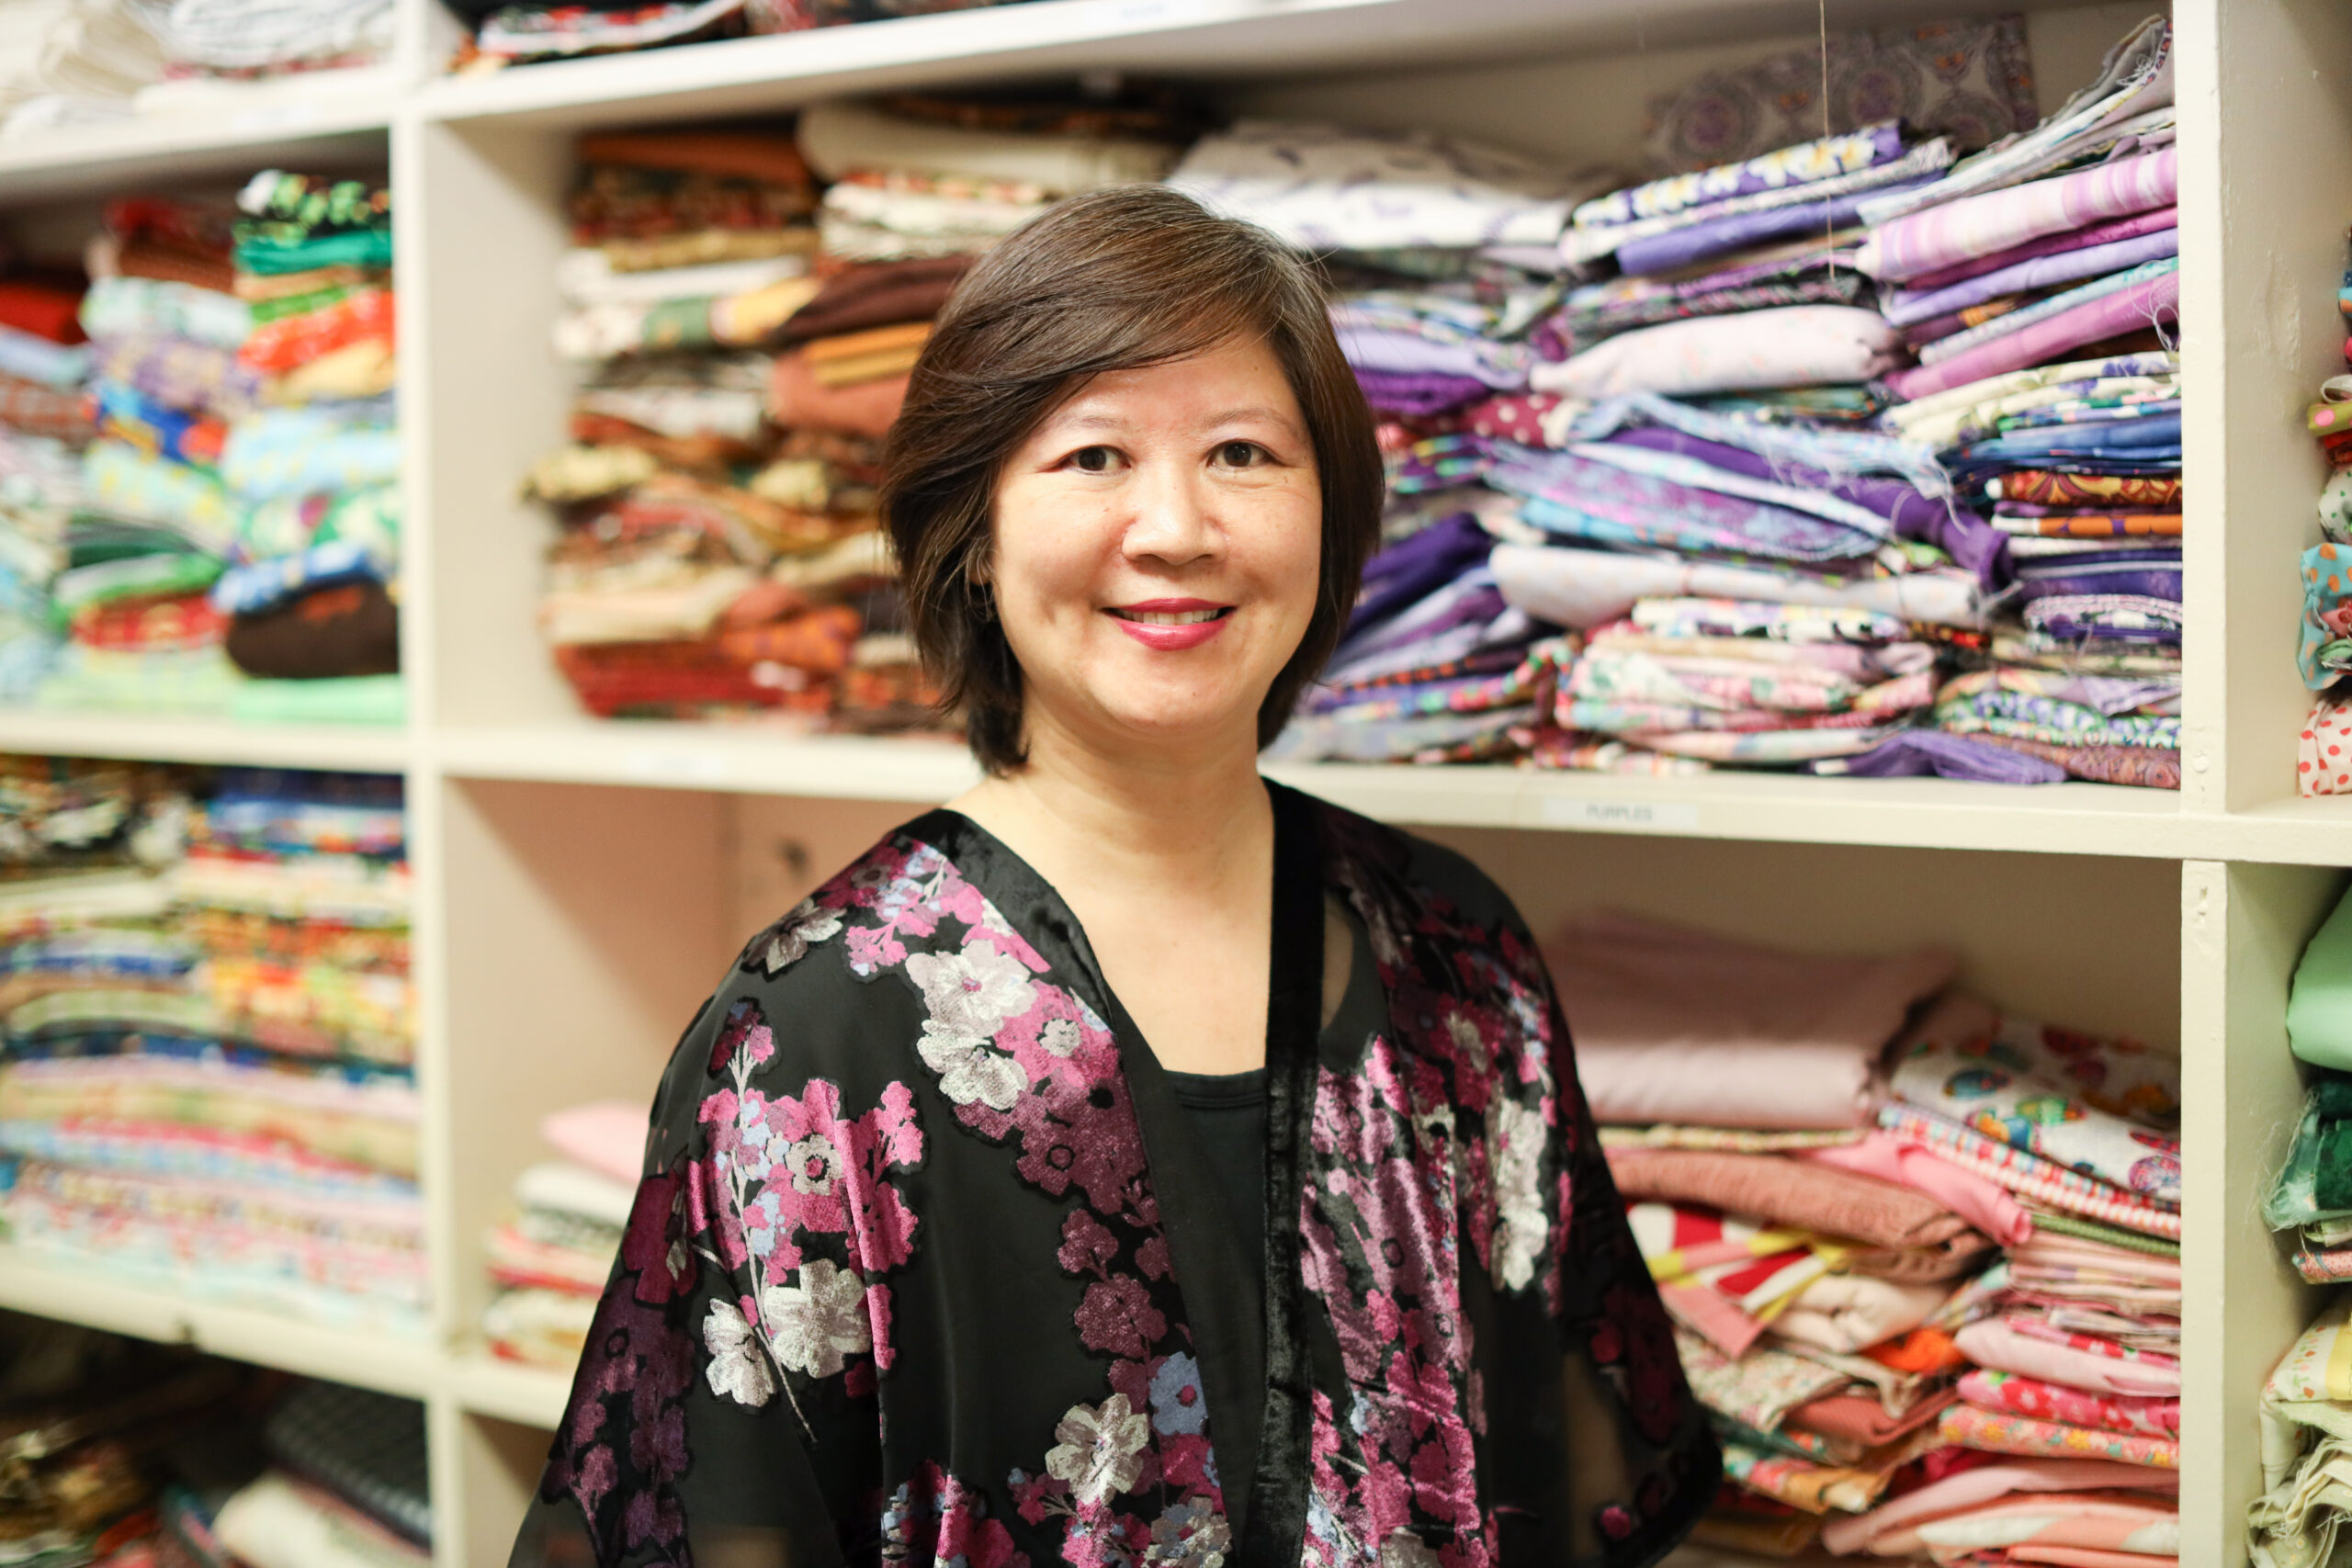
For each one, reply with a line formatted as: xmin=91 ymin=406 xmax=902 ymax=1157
xmin=881 ymin=185 xmax=1383 ymax=774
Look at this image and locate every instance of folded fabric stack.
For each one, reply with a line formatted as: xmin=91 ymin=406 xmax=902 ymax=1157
xmin=0 ymin=0 xmax=393 ymax=144
xmin=0 ymin=1318 xmax=268 ymax=1568
xmin=213 ymin=1381 xmax=431 ymax=1568
xmin=43 ymin=197 xmax=250 ymax=716
xmin=481 ymin=1100 xmax=639 ymax=1367
xmin=529 ymin=102 xmax=1182 ymax=728
xmin=1167 ymin=120 xmax=1603 ymax=764
xmin=2295 ymin=239 xmax=2352 ymax=789
xmin=205 ymin=170 xmax=403 ymax=727
xmin=1552 ymin=909 xmax=2183 ymax=1557
xmin=1860 ymin=17 xmax=2183 ymax=790
xmin=0 ymin=0 xmax=164 ymax=141
xmin=0 ymin=764 xmax=425 ymax=1330
xmin=531 ymin=125 xmax=865 ymax=722
xmin=0 ymin=265 xmax=91 ymax=702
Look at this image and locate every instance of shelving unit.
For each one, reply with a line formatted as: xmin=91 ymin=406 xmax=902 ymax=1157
xmin=2 ymin=0 xmax=2346 ymax=1562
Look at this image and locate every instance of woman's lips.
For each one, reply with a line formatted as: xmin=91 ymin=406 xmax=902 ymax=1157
xmin=1107 ymin=599 xmax=1233 ymax=651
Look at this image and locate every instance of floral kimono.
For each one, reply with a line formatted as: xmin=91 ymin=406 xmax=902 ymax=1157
xmin=510 ymin=784 xmax=1718 ymax=1568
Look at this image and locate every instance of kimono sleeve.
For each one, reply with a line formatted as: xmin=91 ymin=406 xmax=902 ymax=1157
xmin=507 ymin=963 xmax=880 ymax=1568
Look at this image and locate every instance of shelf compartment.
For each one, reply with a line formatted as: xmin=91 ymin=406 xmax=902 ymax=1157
xmin=0 ymin=1245 xmax=437 ymax=1397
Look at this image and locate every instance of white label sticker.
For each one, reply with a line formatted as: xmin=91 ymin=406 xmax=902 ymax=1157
xmin=1539 ymin=798 xmax=1701 ymax=832
xmin=624 ymin=750 xmax=729 ymax=785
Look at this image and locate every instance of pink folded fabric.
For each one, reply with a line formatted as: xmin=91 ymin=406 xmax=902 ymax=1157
xmin=1884 ymin=267 xmax=2178 ymax=401
xmin=1785 ymin=1386 xmax=1956 ymax=1448
xmin=1912 ymin=1493 xmax=2179 ymax=1561
xmin=1551 ymin=909 xmax=1953 ymax=1129
xmin=1895 ymin=206 xmax=2179 ymax=293
xmin=1802 ymin=1132 xmax=2033 ymax=1247
xmin=1878 ymin=1105 xmax=2181 ymax=1240
xmin=1955 ymin=1316 xmax=2179 ymax=1398
xmin=539 ymin=1100 xmax=647 ymax=1187
xmin=2003 ymin=1549 xmax=2178 ymax=1568
xmin=1959 ymin=1368 xmax=2178 ymax=1438
xmin=1819 ymin=1458 xmax=2178 ymax=1554
xmin=1605 ymin=1147 xmax=1989 ymax=1256
xmin=1938 ymin=1403 xmax=2177 ymax=1468
xmin=1858 ymin=149 xmax=2177 ymax=282
xmin=1528 ymin=305 xmax=1901 ymax=399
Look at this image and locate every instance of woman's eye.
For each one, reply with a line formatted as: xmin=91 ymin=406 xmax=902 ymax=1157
xmin=1069 ymin=446 xmax=1115 ymax=473
xmin=1217 ymin=441 xmax=1264 ymax=467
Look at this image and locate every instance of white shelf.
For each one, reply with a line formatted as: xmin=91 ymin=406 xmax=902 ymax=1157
xmin=435 ymin=718 xmax=978 ymax=798
xmin=409 ymin=0 xmax=1873 ymax=130
xmin=443 ymin=1348 xmax=572 ymax=1428
xmin=0 ymin=709 xmax=411 ymax=773
xmin=0 ymin=1247 xmax=438 ymax=1397
xmin=0 ymin=95 xmax=394 ymax=199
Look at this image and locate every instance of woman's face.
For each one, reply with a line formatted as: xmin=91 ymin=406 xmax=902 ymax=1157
xmin=988 ymin=335 xmax=1323 ymax=761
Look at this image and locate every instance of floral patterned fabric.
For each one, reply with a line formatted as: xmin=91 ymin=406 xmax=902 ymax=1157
xmin=509 ymin=786 xmax=1717 ymax=1567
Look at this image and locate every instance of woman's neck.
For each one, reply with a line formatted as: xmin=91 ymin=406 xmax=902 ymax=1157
xmin=946 ymin=714 xmax=1272 ymax=903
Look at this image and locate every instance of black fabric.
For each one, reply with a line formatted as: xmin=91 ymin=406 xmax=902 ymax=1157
xmin=1160 ymin=1069 xmax=1268 ymax=1311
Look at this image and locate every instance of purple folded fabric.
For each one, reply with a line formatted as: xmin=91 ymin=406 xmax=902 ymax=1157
xmin=1881 ymin=227 xmax=2180 ymax=328
xmin=1814 ymin=731 xmax=2067 ymax=783
xmin=1615 ymin=176 xmax=1939 ymax=276
xmin=1346 ymin=513 xmax=1493 ymax=637
xmin=1860 ymin=150 xmax=2177 ymax=283
xmin=1601 ymin=427 xmax=2011 ymax=589
xmin=1901 ymin=299 xmax=2029 ymax=349
xmin=1353 ymin=367 xmax=1487 ymax=416
xmin=1884 ymin=269 xmax=2181 ymax=402
xmin=1336 ymin=326 xmax=1525 ymax=389
xmin=2016 ymin=568 xmax=2182 ymax=602
xmin=1896 ymin=207 xmax=2178 ymax=294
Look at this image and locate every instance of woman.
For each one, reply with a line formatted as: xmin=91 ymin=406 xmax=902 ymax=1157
xmin=512 ymin=186 xmax=1717 ymax=1568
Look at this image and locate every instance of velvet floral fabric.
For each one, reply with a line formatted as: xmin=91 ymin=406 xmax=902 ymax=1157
xmin=508 ymin=784 xmax=1718 ymax=1568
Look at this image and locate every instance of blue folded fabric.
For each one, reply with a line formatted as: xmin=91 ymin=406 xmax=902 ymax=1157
xmin=210 ymin=539 xmax=388 ymax=618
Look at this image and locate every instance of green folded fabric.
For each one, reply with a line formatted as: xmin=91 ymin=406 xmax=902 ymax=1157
xmin=229 ymin=673 xmax=405 ymax=727
xmin=2291 ymin=888 xmax=2352 ymax=1071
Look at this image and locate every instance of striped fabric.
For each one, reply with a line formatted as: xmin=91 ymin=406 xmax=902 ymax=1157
xmin=1878 ymin=1104 xmax=2181 ymax=1240
xmin=1857 ymin=149 xmax=2177 ymax=283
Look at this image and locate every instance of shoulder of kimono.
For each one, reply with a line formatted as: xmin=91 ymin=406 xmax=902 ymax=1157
xmin=1303 ymin=787 xmax=1527 ymax=941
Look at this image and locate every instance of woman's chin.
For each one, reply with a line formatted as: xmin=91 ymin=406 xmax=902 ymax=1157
xmin=1067 ymin=693 xmax=1268 ymax=757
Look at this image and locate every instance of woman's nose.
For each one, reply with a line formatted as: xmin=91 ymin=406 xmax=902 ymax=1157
xmin=1121 ymin=463 xmax=1217 ymax=564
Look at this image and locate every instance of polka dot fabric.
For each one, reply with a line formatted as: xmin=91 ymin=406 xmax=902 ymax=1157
xmin=2300 ymin=692 xmax=2352 ymax=797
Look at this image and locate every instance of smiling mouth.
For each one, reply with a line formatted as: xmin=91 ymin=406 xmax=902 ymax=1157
xmin=1108 ymin=607 xmax=1233 ymax=626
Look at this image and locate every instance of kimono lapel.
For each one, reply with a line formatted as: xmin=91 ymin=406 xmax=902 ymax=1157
xmin=900 ymin=790 xmax=1324 ymax=1566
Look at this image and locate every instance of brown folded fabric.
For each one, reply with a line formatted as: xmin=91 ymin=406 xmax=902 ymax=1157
xmin=1784 ymin=1386 xmax=1958 ymax=1448
xmin=112 ymin=237 xmax=237 ymax=295
xmin=225 ymin=580 xmax=399 ymax=679
xmin=803 ymin=321 xmax=933 ymax=363
xmin=578 ymin=130 xmax=813 ymax=194
xmin=808 ymin=345 xmax=926 ymax=387
xmin=603 ymin=228 xmax=818 ymax=275
xmin=1603 ymin=1148 xmax=1984 ymax=1253
xmin=768 ymin=351 xmax=908 ymax=439
xmin=1690 ymin=1506 xmax=1822 ymax=1556
xmin=777 ymin=256 xmax=969 ymax=344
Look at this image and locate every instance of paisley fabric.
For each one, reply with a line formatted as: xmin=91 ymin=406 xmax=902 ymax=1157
xmin=509 ymin=787 xmax=1718 ymax=1567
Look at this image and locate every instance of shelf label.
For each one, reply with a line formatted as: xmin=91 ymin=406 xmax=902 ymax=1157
xmin=1540 ymin=798 xmax=1700 ymax=833
xmin=624 ymin=750 xmax=729 ymax=785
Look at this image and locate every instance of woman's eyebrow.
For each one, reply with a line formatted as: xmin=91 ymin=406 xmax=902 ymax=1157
xmin=1202 ymin=405 xmax=1303 ymax=435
